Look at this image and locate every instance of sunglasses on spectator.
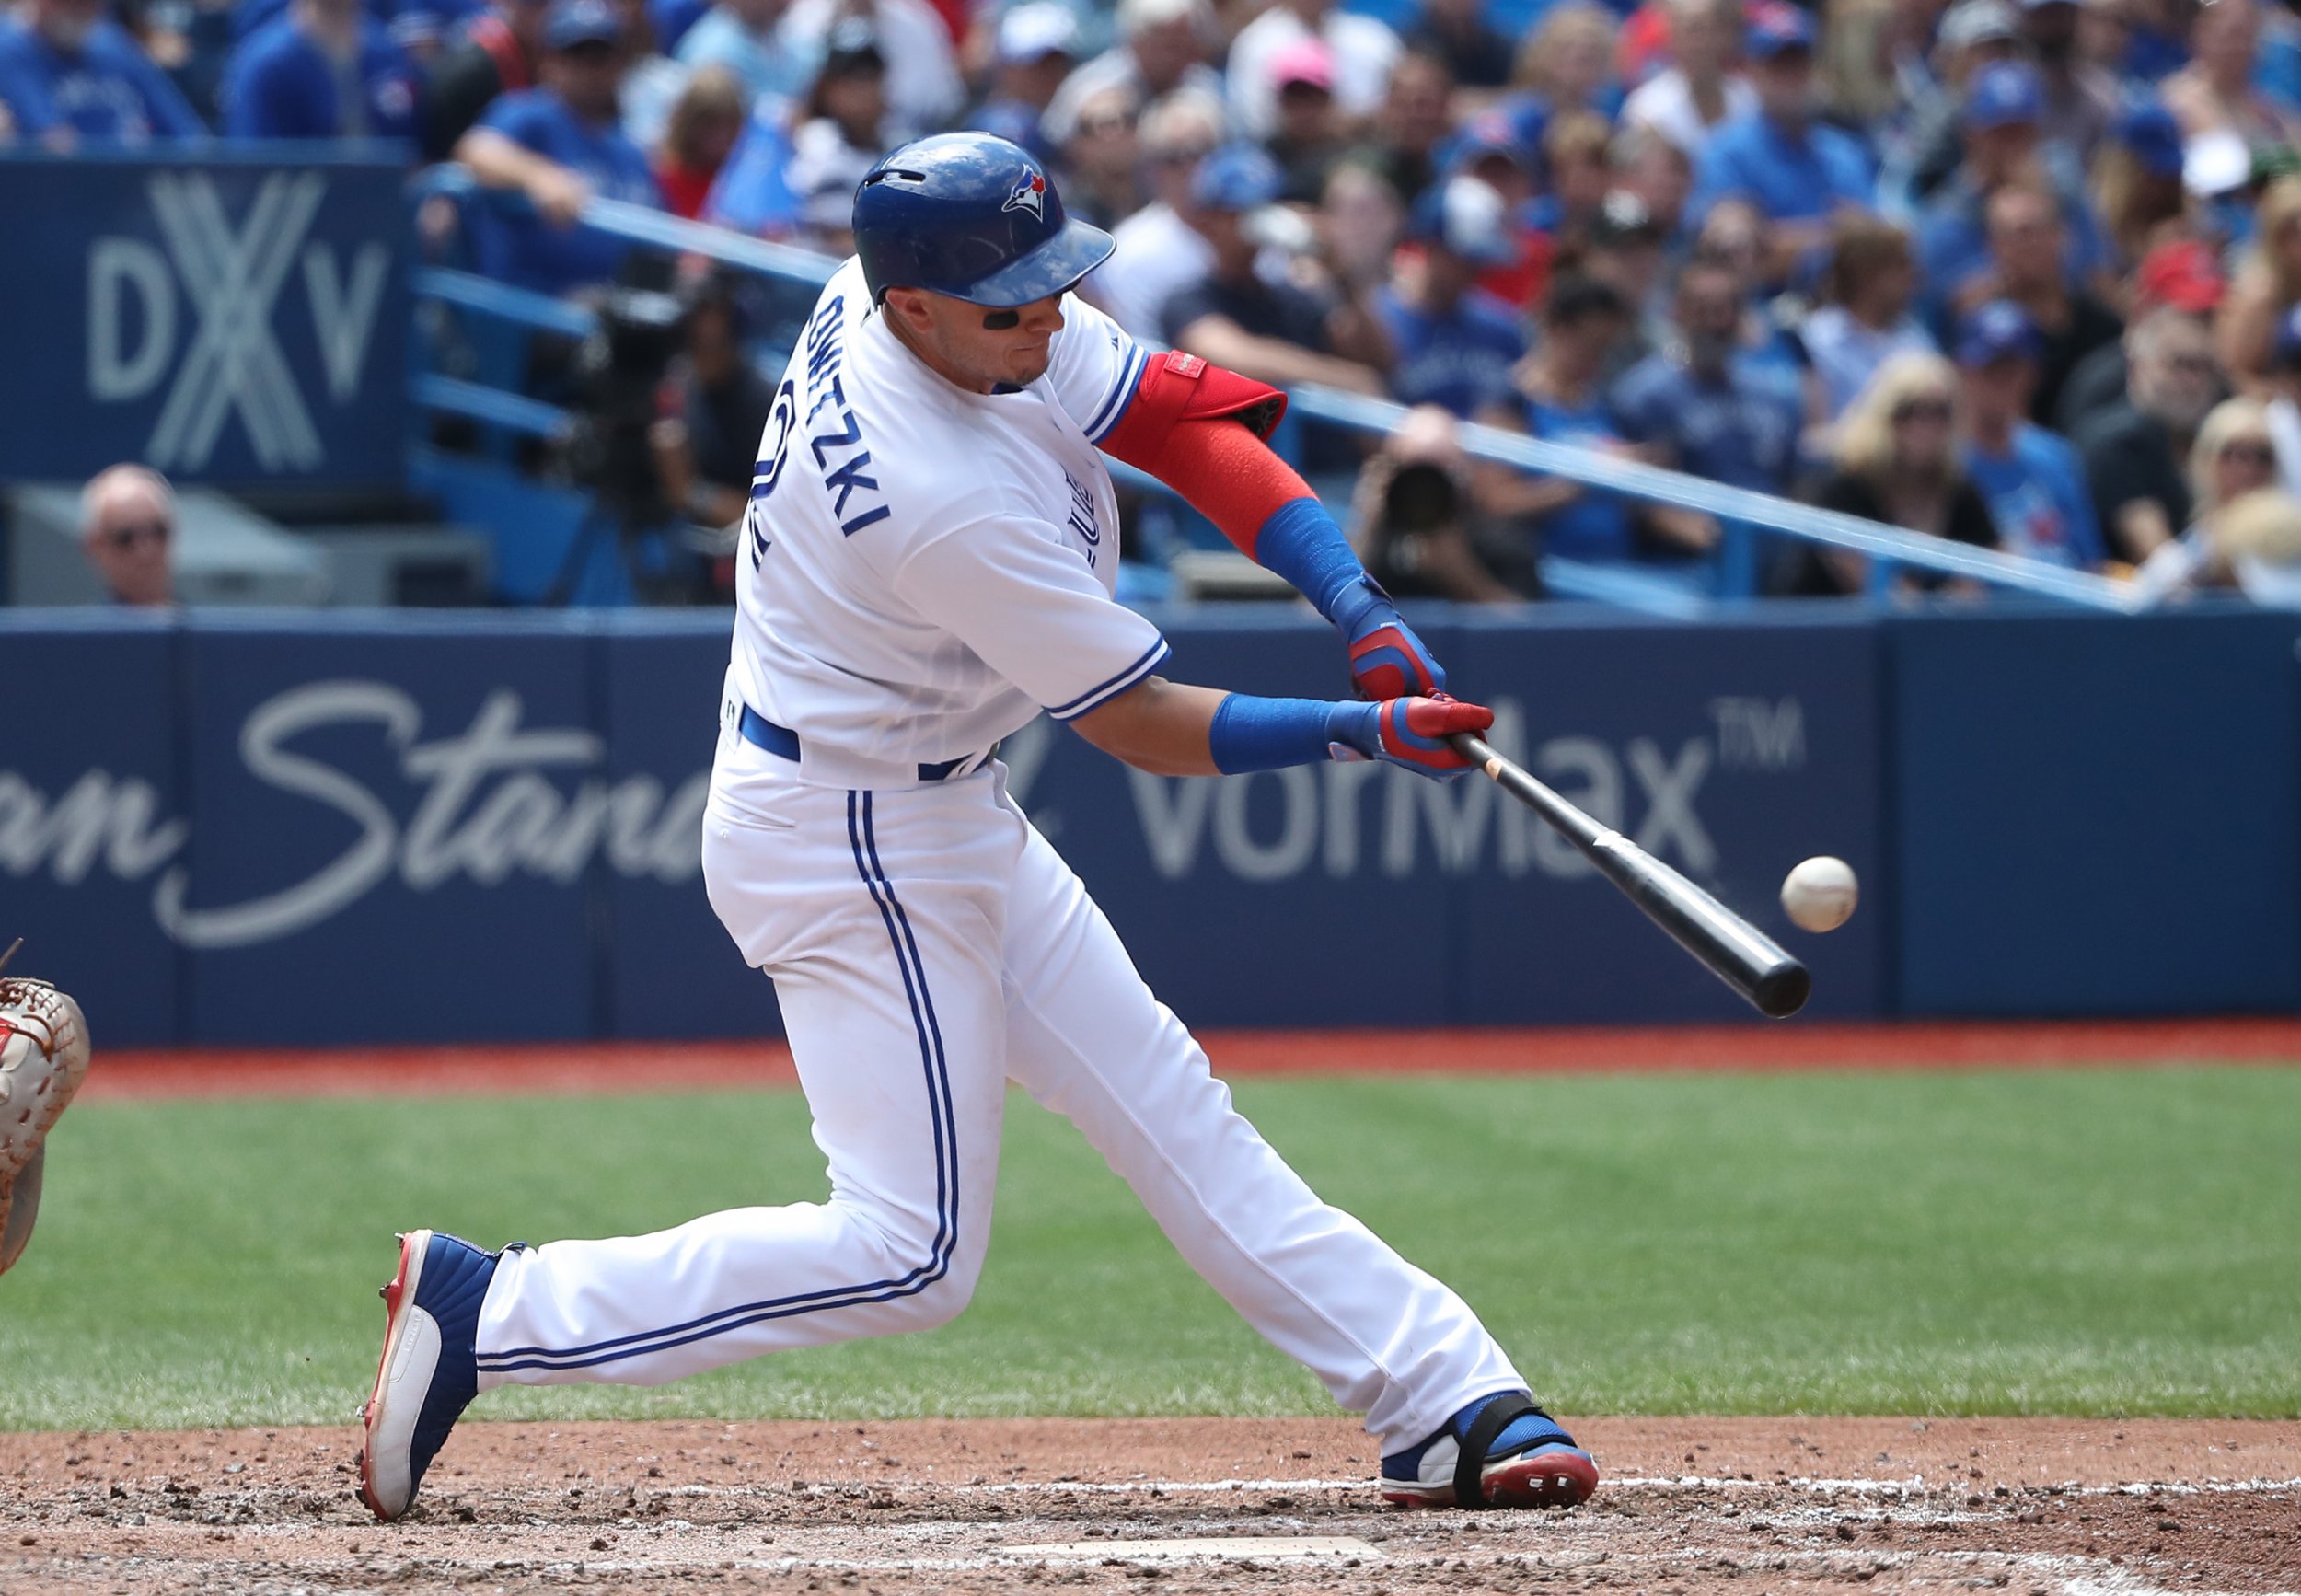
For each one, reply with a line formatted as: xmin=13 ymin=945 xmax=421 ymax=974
xmin=1892 ymin=399 xmax=1953 ymax=423
xmin=1150 ymin=144 xmax=1216 ymax=166
xmin=100 ymin=519 xmax=170 ymax=549
xmin=1079 ymin=110 xmax=1137 ymax=137
xmin=2220 ymin=440 xmax=2275 ymax=466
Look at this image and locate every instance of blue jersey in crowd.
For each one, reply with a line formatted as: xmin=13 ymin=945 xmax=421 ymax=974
xmin=1688 ymin=110 xmax=1874 ymax=224
xmin=702 ymin=101 xmax=801 ymax=237
xmin=222 ymin=16 xmax=421 ymax=142
xmin=0 ymin=17 xmax=206 ymax=144
xmin=1520 ymin=391 xmax=1636 ymax=561
xmin=1609 ymin=348 xmax=1804 ymax=496
xmin=1373 ymin=285 xmax=1526 ymax=419
xmin=1961 ymin=424 xmax=2104 ymax=569
xmin=470 ymin=88 xmax=663 ymax=295
xmin=1914 ymin=167 xmax=2110 ymax=323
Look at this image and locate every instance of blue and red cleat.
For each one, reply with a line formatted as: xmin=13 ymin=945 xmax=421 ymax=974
xmin=358 ymin=1230 xmax=501 ymax=1521
xmin=1380 ymin=1392 xmax=1600 ymax=1509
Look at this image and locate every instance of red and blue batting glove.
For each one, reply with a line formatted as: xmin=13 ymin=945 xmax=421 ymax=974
xmin=1329 ymin=695 xmax=1494 ymax=781
xmin=1335 ymin=576 xmax=1446 ymax=700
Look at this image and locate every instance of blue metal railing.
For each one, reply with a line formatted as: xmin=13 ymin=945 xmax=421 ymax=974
xmin=408 ymin=169 xmax=2144 ymax=615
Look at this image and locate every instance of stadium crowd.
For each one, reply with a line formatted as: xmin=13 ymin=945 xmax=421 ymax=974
xmin=13 ymin=0 xmax=2301 ymax=603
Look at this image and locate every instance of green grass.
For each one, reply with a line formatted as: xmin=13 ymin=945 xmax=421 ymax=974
xmin=3 ymin=1067 xmax=2296 ymax=1431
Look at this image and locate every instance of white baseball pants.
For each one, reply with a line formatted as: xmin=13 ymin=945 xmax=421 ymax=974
xmin=474 ymin=744 xmax=1522 ymax=1449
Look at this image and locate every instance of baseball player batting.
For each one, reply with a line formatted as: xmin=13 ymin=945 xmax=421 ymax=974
xmin=361 ymin=133 xmax=1598 ymax=1522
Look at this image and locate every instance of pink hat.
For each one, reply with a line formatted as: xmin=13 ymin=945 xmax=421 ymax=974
xmin=1269 ymin=36 xmax=1336 ymax=92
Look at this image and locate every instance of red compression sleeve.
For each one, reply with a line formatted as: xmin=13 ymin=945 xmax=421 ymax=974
xmin=1096 ymin=350 xmax=1304 ymax=561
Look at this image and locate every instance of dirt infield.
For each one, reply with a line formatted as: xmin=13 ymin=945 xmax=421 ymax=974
xmin=3 ymin=1417 xmax=2295 ymax=1594
xmin=75 ymin=1017 xmax=2301 ymax=1101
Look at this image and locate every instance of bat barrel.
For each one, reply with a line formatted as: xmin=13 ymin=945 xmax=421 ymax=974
xmin=1452 ymin=734 xmax=1811 ymax=1020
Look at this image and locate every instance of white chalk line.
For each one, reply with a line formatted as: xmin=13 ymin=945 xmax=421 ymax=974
xmin=653 ymin=1471 xmax=2301 ymax=1500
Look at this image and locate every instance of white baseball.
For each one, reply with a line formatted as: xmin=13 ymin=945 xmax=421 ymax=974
xmin=1781 ymin=856 xmax=1858 ymax=933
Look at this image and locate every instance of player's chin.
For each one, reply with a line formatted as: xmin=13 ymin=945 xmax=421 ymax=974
xmin=1007 ymin=344 xmax=1055 ymax=386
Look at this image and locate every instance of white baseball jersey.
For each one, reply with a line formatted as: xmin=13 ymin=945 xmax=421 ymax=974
xmin=727 ymin=258 xmax=1163 ymax=781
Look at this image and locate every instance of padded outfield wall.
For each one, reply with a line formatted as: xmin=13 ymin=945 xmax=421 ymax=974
xmin=3 ymin=605 xmax=2295 ymax=1047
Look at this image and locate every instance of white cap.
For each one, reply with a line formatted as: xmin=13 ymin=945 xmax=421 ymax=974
xmin=2184 ymin=128 xmax=2251 ymax=197
xmin=999 ymin=2 xmax=1081 ymax=63
xmin=1118 ymin=0 xmax=1203 ymax=37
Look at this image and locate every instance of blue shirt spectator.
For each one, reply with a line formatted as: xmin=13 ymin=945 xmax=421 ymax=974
xmin=1376 ymin=176 xmax=1529 ymax=417
xmin=1954 ymin=300 xmax=2106 ymax=568
xmin=703 ymin=98 xmax=801 ymax=237
xmin=1521 ymin=387 xmax=1636 ymax=560
xmin=1612 ymin=263 xmax=1807 ymax=498
xmin=676 ymin=0 xmax=816 ymax=108
xmin=455 ymin=0 xmax=664 ymax=295
xmin=1914 ymin=63 xmax=2109 ymax=326
xmin=221 ymin=1 xmax=422 ymax=143
xmin=0 ymin=0 xmax=206 ymax=145
xmin=1687 ymin=7 xmax=1874 ymax=232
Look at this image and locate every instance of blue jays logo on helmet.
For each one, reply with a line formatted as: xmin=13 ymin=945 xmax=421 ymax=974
xmin=1002 ymin=168 xmax=1048 ymax=220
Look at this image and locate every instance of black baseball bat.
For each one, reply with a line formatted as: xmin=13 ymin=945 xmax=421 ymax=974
xmin=1449 ymin=734 xmax=1811 ymax=1019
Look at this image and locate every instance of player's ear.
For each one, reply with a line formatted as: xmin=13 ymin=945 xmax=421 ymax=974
xmin=882 ymin=287 xmax=932 ymax=334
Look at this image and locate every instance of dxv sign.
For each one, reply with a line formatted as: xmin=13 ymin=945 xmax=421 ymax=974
xmin=0 ymin=153 xmax=408 ymax=486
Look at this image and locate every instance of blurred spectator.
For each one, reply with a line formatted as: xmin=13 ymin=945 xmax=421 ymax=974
xmin=1972 ymin=180 xmax=2123 ymax=422
xmin=2093 ymin=102 xmax=2193 ymax=269
xmin=1612 ymin=121 xmax=1695 ymax=250
xmin=1319 ymin=157 xmax=1405 ymax=304
xmin=650 ymin=271 xmax=773 ymax=546
xmin=2021 ymin=0 xmax=2115 ymax=166
xmin=1954 ymin=300 xmax=2106 ymax=567
xmin=2134 ymin=484 xmax=2301 ymax=606
xmin=965 ymin=3 xmax=1080 ymax=163
xmin=1359 ymin=50 xmax=1451 ymax=205
xmin=1087 ymin=87 xmax=1220 ymax=337
xmin=1813 ymin=0 xmax=1937 ymax=140
xmin=1266 ymin=38 xmax=1347 ymax=202
xmin=675 ymin=0 xmax=805 ymax=109
xmin=1482 ymin=275 xmax=1720 ymax=561
xmin=1227 ymin=0 xmax=1400 ymax=142
xmin=1378 ymin=176 xmax=1528 ymax=417
xmin=777 ymin=0 xmax=960 ymax=138
xmin=611 ymin=0 xmax=687 ymax=156
xmin=2163 ymin=0 xmax=2301 ymax=152
xmin=1799 ymin=211 xmax=1937 ymax=426
xmin=0 ymin=0 xmax=208 ymax=146
xmin=1532 ymin=110 xmax=1615 ymax=255
xmin=2216 ymin=176 xmax=2301 ymax=395
xmin=455 ymin=0 xmax=664 ymax=296
xmin=1159 ymin=145 xmax=1388 ymax=394
xmin=1405 ymin=0 xmax=1511 ymax=92
xmin=423 ymin=0 xmax=550 ymax=159
xmin=784 ymin=20 xmax=890 ymax=254
xmin=2185 ymin=396 xmax=2282 ymax=530
xmin=2264 ymin=306 xmax=2301 ymax=493
xmin=1042 ymin=0 xmax=1219 ymax=149
xmin=1508 ymin=3 xmax=1620 ymax=127
xmin=1613 ymin=257 xmax=1806 ymax=517
xmin=1582 ymin=191 xmax=1671 ymax=365
xmin=2053 ymin=238 xmax=2226 ymax=433
xmin=1687 ymin=6 xmax=1876 ymax=287
xmin=2076 ymin=306 xmax=2226 ymax=560
xmin=1914 ymin=62 xmax=2110 ymax=328
xmin=1883 ymin=0 xmax=2020 ymax=208
xmin=219 ymin=0 xmax=419 ymax=143
xmin=651 ymin=61 xmax=741 ymax=217
xmin=1433 ymin=112 xmax=1549 ymax=306
xmin=1059 ymin=84 xmax=1145 ymax=228
xmin=1623 ymin=0 xmax=1756 ymax=156
xmin=1350 ymin=407 xmax=1538 ymax=599
xmin=77 ymin=464 xmax=175 ymax=608
xmin=1787 ymin=350 xmax=2000 ymax=593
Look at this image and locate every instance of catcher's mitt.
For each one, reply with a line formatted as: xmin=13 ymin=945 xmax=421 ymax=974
xmin=0 ymin=951 xmax=92 ymax=1277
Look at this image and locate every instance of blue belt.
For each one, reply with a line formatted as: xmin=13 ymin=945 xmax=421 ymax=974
xmin=738 ymin=704 xmax=974 ymax=783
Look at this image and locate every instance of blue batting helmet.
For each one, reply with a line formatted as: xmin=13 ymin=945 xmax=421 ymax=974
xmin=852 ymin=133 xmax=1114 ymax=307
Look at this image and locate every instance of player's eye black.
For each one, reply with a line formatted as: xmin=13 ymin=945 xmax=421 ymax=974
xmin=981 ymin=309 xmax=1021 ymax=330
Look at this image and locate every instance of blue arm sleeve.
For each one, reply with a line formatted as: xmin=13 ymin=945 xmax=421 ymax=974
xmin=1208 ymin=694 xmax=1378 ymax=774
xmin=1253 ymin=497 xmax=1392 ymax=635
